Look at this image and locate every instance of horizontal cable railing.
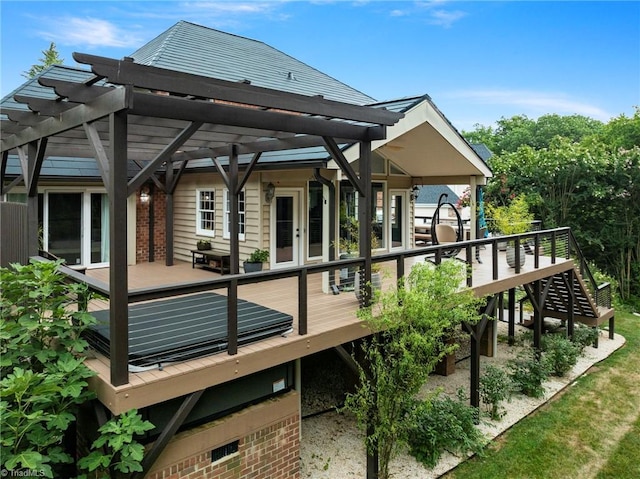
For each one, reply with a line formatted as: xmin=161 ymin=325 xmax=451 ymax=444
xmin=39 ymin=226 xmax=597 ymax=385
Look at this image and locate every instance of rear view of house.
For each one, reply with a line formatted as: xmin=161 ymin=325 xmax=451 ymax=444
xmin=1 ymin=21 xmax=612 ymax=479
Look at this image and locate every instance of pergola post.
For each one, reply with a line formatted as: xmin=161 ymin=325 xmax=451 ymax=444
xmin=359 ymin=141 xmax=372 ymax=307
xmin=109 ymin=109 xmax=129 ymax=387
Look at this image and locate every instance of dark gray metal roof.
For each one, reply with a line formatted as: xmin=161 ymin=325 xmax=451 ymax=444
xmin=470 ymin=143 xmax=493 ymax=163
xmin=415 ymin=185 xmax=458 ymax=205
xmin=130 ymin=21 xmax=375 ymax=105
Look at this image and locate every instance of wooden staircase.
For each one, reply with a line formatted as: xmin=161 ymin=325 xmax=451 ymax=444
xmin=520 ymin=265 xmax=614 ymax=339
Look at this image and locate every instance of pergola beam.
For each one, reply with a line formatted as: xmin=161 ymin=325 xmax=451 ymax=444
xmin=2 ymin=86 xmax=131 ymax=152
xmin=74 ymin=53 xmax=403 ymax=125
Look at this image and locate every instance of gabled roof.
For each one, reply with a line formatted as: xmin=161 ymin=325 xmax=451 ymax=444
xmin=130 ymin=21 xmax=375 ymax=105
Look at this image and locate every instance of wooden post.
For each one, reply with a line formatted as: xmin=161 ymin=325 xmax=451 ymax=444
xmin=109 ymin=109 xmax=129 ymax=387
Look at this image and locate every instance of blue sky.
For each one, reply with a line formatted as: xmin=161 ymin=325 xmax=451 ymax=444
xmin=1 ymin=1 xmax=638 ymax=131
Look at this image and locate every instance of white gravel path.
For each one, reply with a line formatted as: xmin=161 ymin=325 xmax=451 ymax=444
xmin=300 ymin=324 xmax=626 ymax=479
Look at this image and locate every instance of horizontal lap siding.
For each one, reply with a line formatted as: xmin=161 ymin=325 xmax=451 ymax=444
xmin=174 ymin=174 xmax=263 ymax=264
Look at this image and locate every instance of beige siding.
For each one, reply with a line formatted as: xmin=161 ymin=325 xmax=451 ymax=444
xmin=174 ymin=173 xmax=264 ymax=264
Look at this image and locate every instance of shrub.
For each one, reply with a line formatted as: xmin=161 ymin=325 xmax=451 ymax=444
xmin=543 ymin=334 xmax=580 ymax=377
xmin=408 ymin=390 xmax=485 ymax=468
xmin=508 ymin=348 xmax=552 ymax=398
xmin=572 ymin=325 xmax=599 ymax=353
xmin=479 ymin=365 xmax=513 ymax=420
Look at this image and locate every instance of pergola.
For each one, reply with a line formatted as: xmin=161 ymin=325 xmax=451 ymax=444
xmin=0 ymin=53 xmax=404 ymax=387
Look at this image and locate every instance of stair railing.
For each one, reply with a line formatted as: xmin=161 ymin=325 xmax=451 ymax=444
xmin=567 ymin=229 xmax=612 ymax=309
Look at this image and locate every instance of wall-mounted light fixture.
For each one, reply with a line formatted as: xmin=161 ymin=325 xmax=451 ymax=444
xmin=410 ymin=185 xmax=420 ymax=202
xmin=140 ymin=186 xmax=151 ymax=204
xmin=264 ymin=182 xmax=275 ymax=204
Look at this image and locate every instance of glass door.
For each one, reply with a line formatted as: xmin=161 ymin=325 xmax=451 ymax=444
xmin=47 ymin=193 xmax=82 ymax=265
xmin=44 ymin=191 xmax=109 ymax=268
xmin=271 ymin=190 xmax=301 ymax=268
xmin=390 ymin=191 xmax=406 ymax=249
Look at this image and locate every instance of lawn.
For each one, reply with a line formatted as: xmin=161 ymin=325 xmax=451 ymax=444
xmin=444 ymin=309 xmax=640 ymax=479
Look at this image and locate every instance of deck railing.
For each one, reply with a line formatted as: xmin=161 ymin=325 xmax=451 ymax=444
xmin=46 ymin=226 xmax=594 ymax=385
xmin=567 ymin=229 xmax=612 ymax=309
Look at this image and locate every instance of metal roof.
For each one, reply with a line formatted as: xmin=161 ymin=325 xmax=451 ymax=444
xmin=415 ymin=185 xmax=458 ymax=204
xmin=130 ymin=21 xmax=375 ymax=106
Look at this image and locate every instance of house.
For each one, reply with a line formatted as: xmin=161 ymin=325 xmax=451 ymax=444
xmin=0 ymin=21 xmax=613 ymax=479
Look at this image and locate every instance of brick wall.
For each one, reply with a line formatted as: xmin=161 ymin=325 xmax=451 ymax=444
xmin=146 ymin=392 xmax=300 ymax=479
xmin=136 ymin=188 xmax=167 ymax=263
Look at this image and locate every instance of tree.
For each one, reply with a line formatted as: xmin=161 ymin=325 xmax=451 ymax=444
xmin=23 ymin=42 xmax=64 ymax=78
xmin=343 ymin=261 xmax=485 ymax=479
xmin=463 ymin=114 xmax=604 ymax=155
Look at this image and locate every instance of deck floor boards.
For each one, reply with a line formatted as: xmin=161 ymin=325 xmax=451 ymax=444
xmin=83 ymin=251 xmax=574 ymax=413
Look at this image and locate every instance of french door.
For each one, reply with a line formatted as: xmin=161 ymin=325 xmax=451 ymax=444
xmin=44 ymin=190 xmax=109 ymax=267
xmin=270 ymin=190 xmax=302 ymax=269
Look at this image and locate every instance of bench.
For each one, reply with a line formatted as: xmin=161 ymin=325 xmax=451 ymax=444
xmin=191 ymin=249 xmax=231 ymax=274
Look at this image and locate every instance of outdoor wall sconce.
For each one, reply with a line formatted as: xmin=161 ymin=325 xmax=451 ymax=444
xmin=265 ymin=182 xmax=275 ymax=204
xmin=410 ymin=185 xmax=420 ymax=202
xmin=140 ymin=186 xmax=151 ymax=204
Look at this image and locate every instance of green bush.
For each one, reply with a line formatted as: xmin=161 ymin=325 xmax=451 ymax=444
xmin=1 ymin=260 xmax=98 ymax=477
xmin=543 ymin=334 xmax=580 ymax=377
xmin=571 ymin=325 xmax=599 ymax=353
xmin=407 ymin=390 xmax=485 ymax=468
xmin=1 ymin=260 xmax=152 ymax=478
xmin=479 ymin=365 xmax=513 ymax=420
xmin=508 ymin=348 xmax=552 ymax=398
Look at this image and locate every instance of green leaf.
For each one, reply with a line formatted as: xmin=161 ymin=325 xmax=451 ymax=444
xmin=5 ymin=450 xmax=45 ymax=470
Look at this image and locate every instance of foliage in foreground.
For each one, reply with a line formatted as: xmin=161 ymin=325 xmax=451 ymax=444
xmin=408 ymin=390 xmax=486 ymax=468
xmin=343 ymin=260 xmax=486 ymax=479
xmin=0 ymin=260 xmax=152 ymax=478
xmin=1 ymin=260 xmax=97 ymax=476
xmin=479 ymin=365 xmax=513 ymax=420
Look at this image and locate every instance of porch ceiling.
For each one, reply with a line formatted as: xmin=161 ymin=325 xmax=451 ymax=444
xmin=341 ymin=96 xmax=492 ymax=183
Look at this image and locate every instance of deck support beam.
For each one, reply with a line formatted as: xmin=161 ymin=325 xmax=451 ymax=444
xmin=136 ymin=389 xmax=205 ymax=479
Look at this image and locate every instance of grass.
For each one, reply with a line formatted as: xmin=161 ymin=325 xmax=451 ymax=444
xmin=444 ymin=308 xmax=640 ymax=479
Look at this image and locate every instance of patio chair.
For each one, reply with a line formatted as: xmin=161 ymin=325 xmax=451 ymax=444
xmin=430 ymin=194 xmax=464 ymax=261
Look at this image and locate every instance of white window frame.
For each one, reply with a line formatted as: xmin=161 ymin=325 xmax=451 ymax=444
xmin=223 ymin=189 xmax=246 ymax=240
xmin=196 ymin=188 xmax=215 ymax=237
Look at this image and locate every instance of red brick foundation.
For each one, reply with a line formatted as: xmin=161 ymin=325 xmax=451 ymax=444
xmin=146 ymin=392 xmax=300 ymax=479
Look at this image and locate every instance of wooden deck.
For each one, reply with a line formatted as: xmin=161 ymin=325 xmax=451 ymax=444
xmin=83 ymin=250 xmax=575 ymax=414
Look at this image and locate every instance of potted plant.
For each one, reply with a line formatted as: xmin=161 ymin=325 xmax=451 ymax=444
xmin=196 ymin=239 xmax=211 ymax=250
xmin=243 ymin=248 xmax=269 ymax=273
xmin=487 ymin=196 xmax=533 ymax=268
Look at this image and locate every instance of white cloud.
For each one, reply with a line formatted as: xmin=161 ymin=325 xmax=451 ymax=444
xmin=446 ymin=89 xmax=612 ymax=121
xmin=39 ymin=17 xmax=143 ymax=48
xmin=426 ymin=8 xmax=466 ymax=27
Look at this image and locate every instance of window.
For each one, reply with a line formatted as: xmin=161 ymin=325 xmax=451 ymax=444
xmin=339 ymin=181 xmax=386 ymax=250
xmin=196 ymin=189 xmax=215 ymax=236
xmin=223 ymin=189 xmax=245 ymax=240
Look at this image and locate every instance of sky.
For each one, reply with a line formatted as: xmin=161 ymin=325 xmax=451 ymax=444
xmin=1 ymin=0 xmax=638 ymax=131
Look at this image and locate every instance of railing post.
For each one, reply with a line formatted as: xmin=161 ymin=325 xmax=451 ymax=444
xmin=298 ymin=269 xmax=308 ymax=335
xmin=514 ymin=237 xmax=521 ymax=274
xmin=534 ymin=233 xmax=540 ymax=269
xmin=551 ymin=230 xmax=557 ymax=264
xmin=466 ymin=244 xmax=473 ymax=287
xmin=228 ymin=278 xmax=238 ymax=355
xmin=492 ymin=240 xmax=498 ymax=280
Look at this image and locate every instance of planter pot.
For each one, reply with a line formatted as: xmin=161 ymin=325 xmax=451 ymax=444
xmin=339 ymin=253 xmax=357 ymax=290
xmin=243 ymin=261 xmax=263 ymax=273
xmin=197 ymin=243 xmax=211 ymax=251
xmin=506 ymin=244 xmax=526 ymax=268
xmin=354 ymin=270 xmax=382 ymax=305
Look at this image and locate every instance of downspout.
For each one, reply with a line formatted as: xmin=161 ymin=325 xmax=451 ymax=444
xmin=313 ymin=168 xmax=336 ymax=287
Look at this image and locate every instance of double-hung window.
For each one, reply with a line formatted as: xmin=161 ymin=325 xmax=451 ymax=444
xmin=223 ymin=189 xmax=245 ymax=240
xmin=196 ymin=189 xmax=215 ymax=236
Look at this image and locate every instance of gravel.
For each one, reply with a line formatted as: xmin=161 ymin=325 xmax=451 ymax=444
xmin=300 ymin=322 xmax=626 ymax=478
